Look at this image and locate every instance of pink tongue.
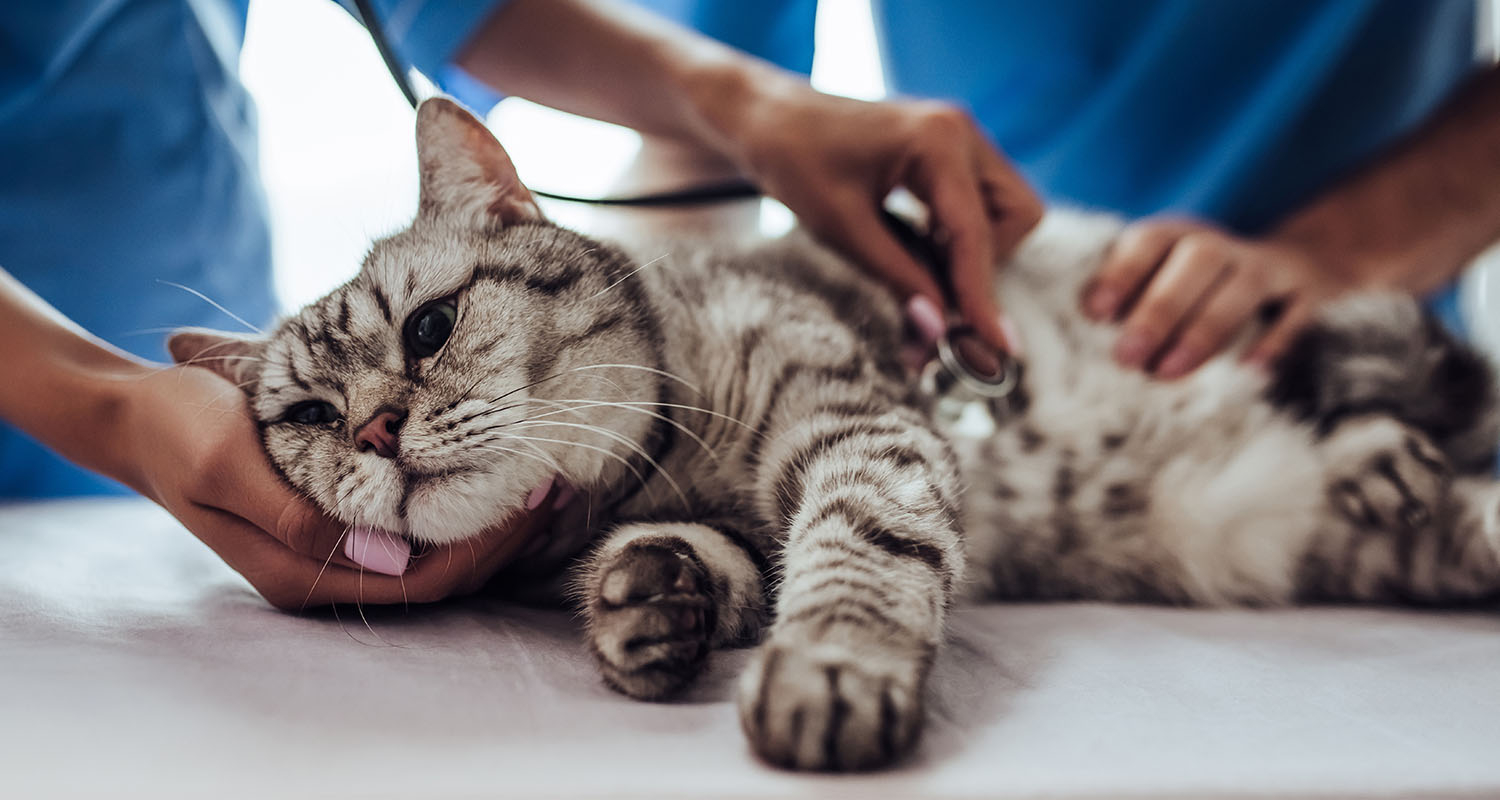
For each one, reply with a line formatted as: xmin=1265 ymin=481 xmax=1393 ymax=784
xmin=343 ymin=526 xmax=411 ymax=576
xmin=525 ymin=476 xmax=556 ymax=511
xmin=525 ymin=475 xmax=578 ymax=512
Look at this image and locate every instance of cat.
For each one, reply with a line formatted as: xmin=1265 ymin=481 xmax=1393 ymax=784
xmin=169 ymin=98 xmax=1500 ymax=771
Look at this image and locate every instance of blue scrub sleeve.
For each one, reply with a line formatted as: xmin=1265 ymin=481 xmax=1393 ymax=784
xmin=338 ymin=1 xmax=511 ymax=99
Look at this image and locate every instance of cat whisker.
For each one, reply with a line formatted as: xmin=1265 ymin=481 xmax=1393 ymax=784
xmin=450 ymin=396 xmax=567 ymax=429
xmin=154 ymin=279 xmax=262 ymax=333
xmin=480 ymin=367 xmax=633 ymax=410
xmin=301 ymin=523 xmax=355 ymax=612
xmin=536 ymin=397 xmax=756 ymax=434
xmin=511 ymin=419 xmax=665 ymax=467
xmin=472 ymin=440 xmax=567 ymax=475
xmin=500 ymin=429 xmax=689 ymax=507
xmin=565 ymin=363 xmax=703 ymax=396
xmin=516 ymin=401 xmax=720 ymax=463
xmin=181 ymin=354 xmax=267 ymax=365
xmin=484 ymin=367 xmax=598 ymax=407
xmin=586 ymin=251 xmax=671 ymax=300
xmin=483 ymin=431 xmax=672 ymax=505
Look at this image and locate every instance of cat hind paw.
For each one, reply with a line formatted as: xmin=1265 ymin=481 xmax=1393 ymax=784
xmin=1325 ymin=418 xmax=1451 ymax=533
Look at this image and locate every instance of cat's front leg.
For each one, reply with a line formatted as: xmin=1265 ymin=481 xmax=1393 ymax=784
xmin=576 ymin=521 xmax=767 ymax=700
xmin=742 ymin=403 xmax=963 ymax=770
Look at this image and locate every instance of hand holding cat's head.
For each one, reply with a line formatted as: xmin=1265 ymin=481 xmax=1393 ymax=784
xmin=170 ymin=98 xmax=660 ymax=545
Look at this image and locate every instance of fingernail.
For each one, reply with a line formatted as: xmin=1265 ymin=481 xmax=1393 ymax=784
xmin=1086 ymin=287 xmax=1119 ymax=320
xmin=904 ymin=295 xmax=947 ymax=348
xmin=525 ymin=475 xmax=556 ymax=511
xmin=998 ymin=315 xmax=1025 ymax=358
xmin=344 ymin=526 xmax=411 ymax=576
xmin=1154 ymin=348 xmax=1196 ymax=380
xmin=1114 ymin=331 xmax=1153 ymax=369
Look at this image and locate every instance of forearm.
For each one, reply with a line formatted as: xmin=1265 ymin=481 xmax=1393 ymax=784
xmin=454 ymin=0 xmax=796 ymax=164
xmin=1270 ymin=65 xmax=1500 ymax=295
xmin=0 ymin=268 xmax=153 ymax=489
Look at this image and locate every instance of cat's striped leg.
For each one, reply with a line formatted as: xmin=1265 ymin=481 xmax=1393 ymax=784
xmin=576 ymin=520 xmax=767 ymax=699
xmin=1300 ymin=416 xmax=1500 ymax=602
xmin=740 ymin=401 xmax=963 ymax=771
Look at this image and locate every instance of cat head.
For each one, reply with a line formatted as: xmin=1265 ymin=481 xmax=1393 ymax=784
xmin=170 ymin=98 xmax=662 ymax=545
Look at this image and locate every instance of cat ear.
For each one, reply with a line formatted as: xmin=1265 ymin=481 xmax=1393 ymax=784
xmin=168 ymin=328 xmax=263 ymax=390
xmin=415 ymin=97 xmax=543 ymax=230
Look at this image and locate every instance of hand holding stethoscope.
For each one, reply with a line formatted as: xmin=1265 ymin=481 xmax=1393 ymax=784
xmin=353 ymin=1 xmax=1024 ymax=415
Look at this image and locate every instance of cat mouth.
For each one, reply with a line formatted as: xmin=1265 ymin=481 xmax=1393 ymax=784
xmin=524 ymin=474 xmax=577 ymax=512
xmin=343 ymin=525 xmax=411 ymax=576
xmin=344 ymin=474 xmax=576 ymax=571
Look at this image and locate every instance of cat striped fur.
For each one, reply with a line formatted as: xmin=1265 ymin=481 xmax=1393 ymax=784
xmin=170 ymin=99 xmax=1500 ymax=772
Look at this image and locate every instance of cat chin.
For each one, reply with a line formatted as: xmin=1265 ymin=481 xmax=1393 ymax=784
xmin=395 ymin=469 xmax=551 ymax=546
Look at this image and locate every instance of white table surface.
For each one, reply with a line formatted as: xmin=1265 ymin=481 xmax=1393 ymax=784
xmin=4 ymin=497 xmax=1499 ymax=799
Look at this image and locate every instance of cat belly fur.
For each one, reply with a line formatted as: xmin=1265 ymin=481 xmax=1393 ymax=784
xmin=958 ymin=212 xmax=1329 ymax=605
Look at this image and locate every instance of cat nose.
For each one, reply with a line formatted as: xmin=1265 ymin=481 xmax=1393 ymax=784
xmin=354 ymin=409 xmax=407 ymax=459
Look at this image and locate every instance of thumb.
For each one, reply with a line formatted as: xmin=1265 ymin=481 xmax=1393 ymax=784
xmin=272 ymin=494 xmax=354 ymax=564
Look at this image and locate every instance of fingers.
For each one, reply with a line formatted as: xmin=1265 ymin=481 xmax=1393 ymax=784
xmin=182 ymin=499 xmax=548 ymax=611
xmin=910 ymin=126 xmax=1040 ymax=353
xmin=976 ymin=147 xmax=1044 ymax=258
xmin=1093 ymin=220 xmax=1335 ymax=378
xmin=180 ymin=502 xmax=403 ymax=610
xmin=1086 ymin=221 xmax=1199 ymax=320
xmin=918 ymin=157 xmax=1002 ymax=351
xmin=221 ymin=438 xmax=353 ymax=566
xmin=1245 ymin=299 xmax=1315 ymax=370
xmin=1152 ymin=270 xmax=1271 ymax=379
xmin=810 ymin=190 xmax=946 ymax=310
xmin=1114 ymin=240 xmax=1230 ymax=370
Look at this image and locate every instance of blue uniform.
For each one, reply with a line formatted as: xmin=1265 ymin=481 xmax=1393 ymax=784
xmin=0 ymin=0 xmax=500 ymax=497
xmin=639 ymin=0 xmax=1481 ymax=326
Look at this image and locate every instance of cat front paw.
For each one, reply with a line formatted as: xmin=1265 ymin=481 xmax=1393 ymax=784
xmin=1325 ymin=417 xmax=1451 ymax=532
xmin=737 ymin=636 xmax=928 ymax=771
xmin=585 ymin=540 xmax=715 ymax=700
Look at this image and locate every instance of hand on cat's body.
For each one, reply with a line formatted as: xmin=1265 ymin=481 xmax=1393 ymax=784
xmin=120 ymin=365 xmax=547 ymax=610
xmin=1084 ymin=219 xmax=1350 ymax=379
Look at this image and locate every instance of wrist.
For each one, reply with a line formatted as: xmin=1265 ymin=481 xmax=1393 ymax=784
xmin=673 ymin=53 xmax=806 ymax=170
xmin=33 ymin=342 xmax=157 ymax=494
xmin=1266 ymin=222 xmax=1408 ymax=294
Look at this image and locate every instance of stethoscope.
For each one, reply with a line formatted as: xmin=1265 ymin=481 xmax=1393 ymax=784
xmin=351 ymin=0 xmax=1024 ymax=414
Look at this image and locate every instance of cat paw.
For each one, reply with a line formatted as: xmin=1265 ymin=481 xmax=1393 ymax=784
xmin=585 ymin=540 xmax=715 ymax=700
xmin=1324 ymin=417 xmax=1451 ymax=532
xmin=736 ymin=637 xmax=927 ymax=771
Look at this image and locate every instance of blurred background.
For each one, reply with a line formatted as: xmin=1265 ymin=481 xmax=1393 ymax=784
xmin=242 ymin=0 xmax=1500 ymax=348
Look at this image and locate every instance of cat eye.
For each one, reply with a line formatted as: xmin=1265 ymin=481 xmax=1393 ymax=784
xmin=404 ymin=299 xmax=458 ymax=359
xmin=283 ymin=400 xmax=341 ymax=426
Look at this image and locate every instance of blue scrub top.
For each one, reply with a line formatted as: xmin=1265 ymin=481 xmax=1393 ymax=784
xmin=638 ymin=0 xmax=1480 ymax=341
xmin=641 ymin=0 xmax=1479 ymax=232
xmin=0 ymin=0 xmax=500 ymax=498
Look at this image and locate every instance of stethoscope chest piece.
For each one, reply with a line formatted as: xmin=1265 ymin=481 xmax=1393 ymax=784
xmin=921 ymin=327 xmax=1024 ymax=425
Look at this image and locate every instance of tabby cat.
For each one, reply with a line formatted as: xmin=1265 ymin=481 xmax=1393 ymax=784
xmin=170 ymin=98 xmax=1500 ymax=771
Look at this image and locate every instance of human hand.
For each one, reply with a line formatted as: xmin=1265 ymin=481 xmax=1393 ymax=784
xmin=1082 ymin=219 xmax=1352 ymax=379
xmin=727 ymin=86 xmax=1042 ymax=353
xmin=120 ymin=364 xmax=547 ymax=611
